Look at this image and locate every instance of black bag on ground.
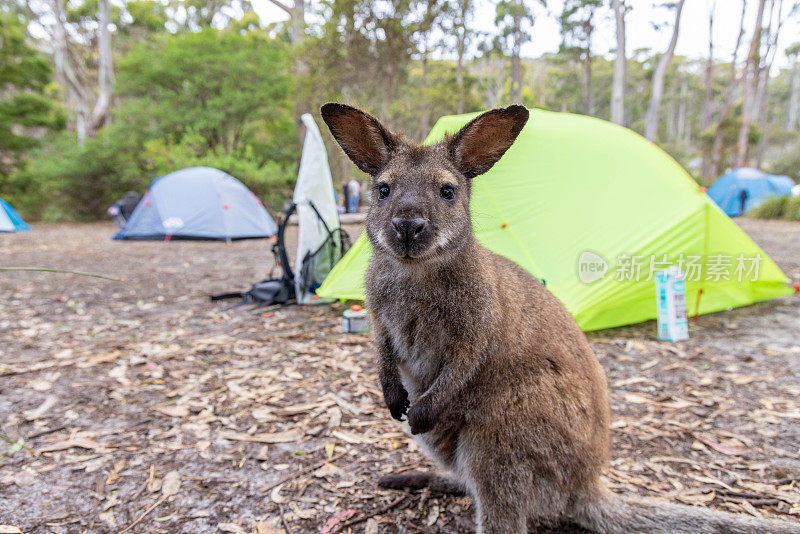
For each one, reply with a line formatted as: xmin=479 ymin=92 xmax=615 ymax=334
xmin=211 ymin=202 xmax=349 ymax=307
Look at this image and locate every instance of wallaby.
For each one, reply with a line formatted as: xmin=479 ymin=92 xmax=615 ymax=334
xmin=320 ymin=102 xmax=800 ymax=534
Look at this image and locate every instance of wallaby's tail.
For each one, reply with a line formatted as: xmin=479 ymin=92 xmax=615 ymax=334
xmin=572 ymin=493 xmax=800 ymax=534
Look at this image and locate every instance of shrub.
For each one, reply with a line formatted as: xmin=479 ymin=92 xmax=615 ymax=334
xmin=784 ymin=196 xmax=800 ymax=221
xmin=140 ymin=135 xmax=296 ymax=213
xmin=8 ymin=28 xmax=299 ymax=221
xmin=771 ymin=139 xmax=800 ymax=182
xmin=11 ymin=121 xmax=151 ymax=221
xmin=748 ymin=195 xmax=788 ymax=219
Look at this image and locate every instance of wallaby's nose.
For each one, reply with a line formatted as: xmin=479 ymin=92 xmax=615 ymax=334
xmin=391 ymin=217 xmax=427 ymax=245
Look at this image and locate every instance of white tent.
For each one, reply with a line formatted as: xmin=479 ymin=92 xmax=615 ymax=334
xmin=0 ymin=198 xmax=31 ymax=233
xmin=0 ymin=210 xmax=13 ymax=232
xmin=292 ymin=113 xmax=342 ymax=303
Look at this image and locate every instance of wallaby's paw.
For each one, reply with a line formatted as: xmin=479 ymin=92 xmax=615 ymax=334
xmin=383 ymin=383 xmax=410 ymax=421
xmin=378 ymin=471 xmax=432 ymax=491
xmin=408 ymin=395 xmax=438 ymax=434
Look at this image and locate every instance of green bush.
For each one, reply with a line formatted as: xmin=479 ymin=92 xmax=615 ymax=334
xmin=9 ymin=28 xmax=299 ymax=221
xmin=141 ymin=136 xmax=296 ymax=211
xmin=784 ymin=195 xmax=800 ymax=221
xmin=771 ymin=139 xmax=800 ymax=182
xmin=11 ymin=118 xmax=151 ymax=221
xmin=748 ymin=195 xmax=788 ymax=219
xmin=15 ymin=120 xmax=297 ymax=221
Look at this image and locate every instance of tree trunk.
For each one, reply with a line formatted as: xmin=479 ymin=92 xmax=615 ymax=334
xmin=456 ymin=33 xmax=466 ymax=114
xmin=49 ymin=0 xmax=89 ymax=142
xmin=267 ymin=0 xmax=304 ymax=45
xmin=510 ymin=21 xmax=522 ymax=103
xmin=754 ymin=0 xmax=786 ymax=167
xmin=710 ymin=0 xmax=748 ymax=178
xmin=418 ymin=46 xmax=430 ymax=138
xmin=290 ymin=0 xmax=305 ymax=45
xmin=383 ymin=48 xmax=400 ymax=119
xmin=89 ymin=0 xmax=113 ymax=137
xmin=267 ymin=0 xmax=307 ymax=147
xmin=484 ymin=58 xmax=503 ymax=108
xmin=610 ymin=0 xmax=626 ymax=125
xmin=677 ymin=76 xmax=687 ymax=143
xmin=583 ymin=49 xmax=594 ymax=115
xmin=455 ymin=0 xmax=469 ymax=114
xmin=734 ymin=0 xmax=767 ymax=167
xmin=667 ymin=99 xmax=676 ymax=141
xmin=581 ymin=14 xmax=595 ymax=116
xmin=700 ymin=1 xmax=715 ymax=181
xmin=293 ymin=0 xmax=307 ymax=148
xmin=202 ymin=0 xmax=219 ymax=25
xmin=644 ymin=0 xmax=686 ymax=142
xmin=754 ymin=70 xmax=770 ymax=167
xmin=787 ymin=58 xmax=800 ymax=131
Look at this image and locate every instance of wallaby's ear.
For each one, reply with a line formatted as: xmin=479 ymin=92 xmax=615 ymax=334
xmin=320 ymin=103 xmax=397 ymax=175
xmin=447 ymin=105 xmax=529 ymax=179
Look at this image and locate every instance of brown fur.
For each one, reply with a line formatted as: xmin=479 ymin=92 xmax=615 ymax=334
xmin=320 ymin=102 xmax=800 ymax=534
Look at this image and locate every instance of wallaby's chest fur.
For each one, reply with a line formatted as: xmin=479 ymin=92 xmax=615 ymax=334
xmin=365 ymin=243 xmax=493 ymax=399
xmin=366 ymin=239 xmax=613 ymax=484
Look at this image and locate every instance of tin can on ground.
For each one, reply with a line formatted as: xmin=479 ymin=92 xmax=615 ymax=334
xmin=655 ymin=267 xmax=689 ymax=341
xmin=342 ymin=304 xmax=369 ymax=333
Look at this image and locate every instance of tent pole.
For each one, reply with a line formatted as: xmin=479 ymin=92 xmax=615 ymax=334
xmin=694 ymin=202 xmax=710 ymax=320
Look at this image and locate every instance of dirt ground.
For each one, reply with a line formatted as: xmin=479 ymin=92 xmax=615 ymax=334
xmin=1 ymin=219 xmax=799 ymax=533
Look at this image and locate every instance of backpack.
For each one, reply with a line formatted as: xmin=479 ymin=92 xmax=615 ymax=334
xmin=211 ymin=201 xmax=349 ymax=307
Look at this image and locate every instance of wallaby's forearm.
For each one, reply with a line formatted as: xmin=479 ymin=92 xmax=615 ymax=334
xmin=375 ymin=332 xmax=409 ymax=421
xmin=408 ymin=338 xmax=486 ymax=434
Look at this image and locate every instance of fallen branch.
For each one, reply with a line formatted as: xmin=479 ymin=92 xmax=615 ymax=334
xmin=334 ymin=494 xmax=410 ymax=532
xmin=264 ymin=451 xmax=347 ymax=492
xmin=118 ymin=494 xmax=167 ymax=533
xmin=27 ymin=426 xmax=66 ymax=440
xmin=0 ymin=267 xmax=125 ymax=282
xmin=716 ymin=488 xmax=786 ymax=506
xmin=0 ymin=359 xmax=78 ymax=376
xmin=278 ymin=503 xmax=292 ymax=534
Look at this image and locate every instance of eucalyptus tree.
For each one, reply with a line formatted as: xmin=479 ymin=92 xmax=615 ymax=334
xmin=0 ymin=12 xmax=65 ymax=177
xmin=494 ymin=0 xmax=545 ymax=103
xmin=610 ymin=0 xmax=627 ymax=125
xmin=441 ymin=0 xmax=477 ymax=113
xmin=734 ymin=0 xmax=767 ymax=166
xmin=700 ymin=0 xmax=715 ymax=180
xmin=558 ymin=0 xmax=602 ymax=115
xmin=787 ymin=42 xmax=800 ymax=131
xmin=35 ymin=0 xmax=114 ymax=143
xmin=644 ymin=0 xmax=686 ymax=141
xmin=709 ymin=0 xmax=747 ymax=178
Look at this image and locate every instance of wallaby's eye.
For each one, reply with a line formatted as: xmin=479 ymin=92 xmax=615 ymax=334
xmin=440 ymin=185 xmax=455 ymax=201
xmin=377 ymin=184 xmax=390 ymax=200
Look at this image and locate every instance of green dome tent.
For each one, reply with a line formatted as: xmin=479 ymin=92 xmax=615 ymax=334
xmin=317 ymin=109 xmax=794 ymax=331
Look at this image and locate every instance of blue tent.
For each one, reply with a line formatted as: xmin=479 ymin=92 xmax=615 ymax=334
xmin=707 ymin=167 xmax=795 ymax=217
xmin=0 ymin=198 xmax=31 ymax=232
xmin=114 ymin=167 xmax=278 ymax=241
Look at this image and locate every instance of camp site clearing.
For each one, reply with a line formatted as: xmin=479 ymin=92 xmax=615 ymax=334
xmin=1 ymin=220 xmax=800 ymax=533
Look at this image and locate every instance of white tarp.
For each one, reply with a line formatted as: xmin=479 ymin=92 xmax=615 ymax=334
xmin=293 ymin=113 xmax=341 ymax=303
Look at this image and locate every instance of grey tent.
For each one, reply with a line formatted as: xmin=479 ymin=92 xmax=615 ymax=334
xmin=114 ymin=167 xmax=277 ymax=241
